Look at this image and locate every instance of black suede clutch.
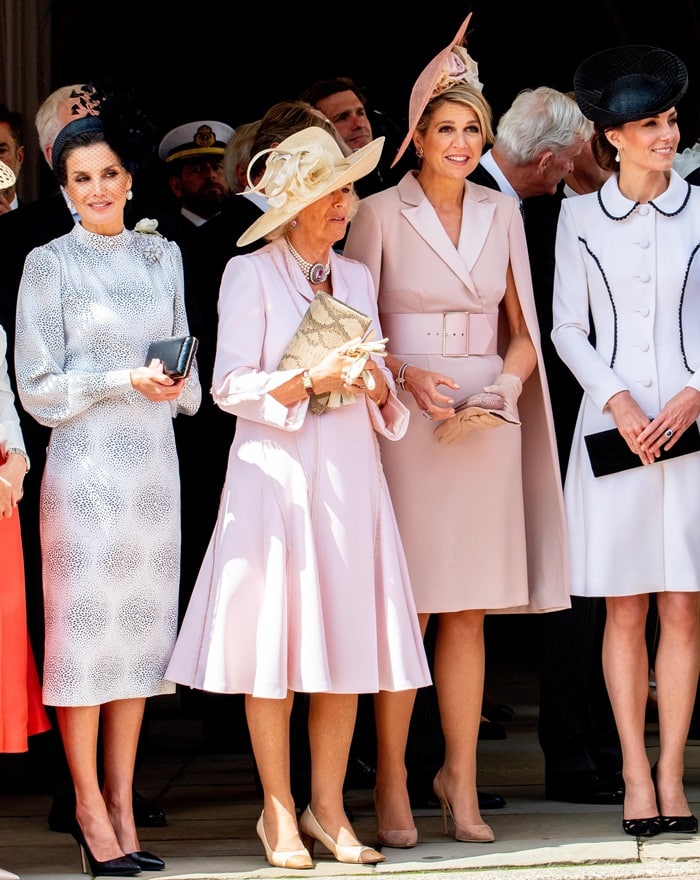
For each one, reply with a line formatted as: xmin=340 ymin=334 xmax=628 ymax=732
xmin=584 ymin=421 xmax=700 ymax=477
xmin=145 ymin=335 xmax=199 ymax=378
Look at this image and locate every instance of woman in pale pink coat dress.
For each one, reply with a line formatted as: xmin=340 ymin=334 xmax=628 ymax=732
xmin=344 ymin=13 xmax=569 ymax=846
xmin=166 ymin=127 xmax=431 ymax=869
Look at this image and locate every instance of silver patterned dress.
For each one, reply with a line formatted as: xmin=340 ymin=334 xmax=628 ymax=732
xmin=14 ymin=223 xmax=201 ymax=707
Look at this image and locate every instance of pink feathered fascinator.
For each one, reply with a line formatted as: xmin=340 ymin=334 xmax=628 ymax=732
xmin=393 ymin=12 xmax=483 ymax=167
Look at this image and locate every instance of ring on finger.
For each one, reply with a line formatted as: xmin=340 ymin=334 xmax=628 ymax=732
xmin=422 ymin=409 xmax=432 ymax=420
xmin=665 ymin=428 xmax=674 ymax=438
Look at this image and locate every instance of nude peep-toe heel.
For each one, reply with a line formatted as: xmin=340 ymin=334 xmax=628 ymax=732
xmin=373 ymin=788 xmax=418 ymax=848
xmin=256 ymin=811 xmax=313 ymax=869
xmin=299 ymin=805 xmax=385 ymax=864
xmin=433 ymin=770 xmax=495 ymax=843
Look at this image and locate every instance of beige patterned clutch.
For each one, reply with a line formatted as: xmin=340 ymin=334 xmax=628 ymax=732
xmin=278 ymin=293 xmax=372 ymax=414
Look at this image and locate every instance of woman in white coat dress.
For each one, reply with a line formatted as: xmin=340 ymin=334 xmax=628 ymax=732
xmin=165 ymin=127 xmax=431 ymax=870
xmin=552 ymin=45 xmax=699 ymax=838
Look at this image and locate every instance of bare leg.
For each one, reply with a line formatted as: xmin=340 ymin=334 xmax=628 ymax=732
xmin=56 ymin=705 xmax=126 ymax=862
xmin=603 ymin=594 xmax=657 ymax=819
xmin=245 ymin=692 xmax=304 ymax=852
xmin=653 ymin=591 xmax=700 ymax=817
xmin=373 ymin=689 xmax=417 ymax=835
xmin=101 ymin=697 xmax=146 ymax=854
xmin=301 ymin=692 xmax=382 ymax=863
xmin=372 ymin=611 xmax=425 ymax=837
xmin=307 ymin=692 xmax=358 ymax=842
xmin=433 ymin=609 xmax=488 ymax=830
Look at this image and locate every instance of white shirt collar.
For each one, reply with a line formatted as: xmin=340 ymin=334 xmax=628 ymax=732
xmin=480 ymin=150 xmax=520 ymax=203
xmin=242 ymin=188 xmax=269 ymax=212
xmin=180 ymin=207 xmax=209 ymax=226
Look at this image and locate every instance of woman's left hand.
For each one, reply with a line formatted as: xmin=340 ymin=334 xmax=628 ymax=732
xmin=638 ymin=386 xmax=700 ymax=455
xmin=130 ymin=361 xmax=186 ymax=402
xmin=343 ymin=357 xmax=388 ymax=405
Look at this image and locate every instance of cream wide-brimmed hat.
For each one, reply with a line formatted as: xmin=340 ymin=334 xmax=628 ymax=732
xmin=392 ymin=11 xmax=483 ymax=167
xmin=236 ymin=127 xmax=385 ymax=247
xmin=0 ymin=160 xmax=16 ymax=189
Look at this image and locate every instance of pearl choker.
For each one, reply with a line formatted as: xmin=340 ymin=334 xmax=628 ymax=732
xmin=285 ymin=236 xmax=331 ymax=284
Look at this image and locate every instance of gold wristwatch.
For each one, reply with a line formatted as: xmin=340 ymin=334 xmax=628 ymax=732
xmin=301 ymin=369 xmax=314 ymax=396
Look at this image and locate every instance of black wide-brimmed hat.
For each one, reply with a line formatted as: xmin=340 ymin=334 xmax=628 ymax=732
xmin=574 ymin=45 xmax=688 ymax=127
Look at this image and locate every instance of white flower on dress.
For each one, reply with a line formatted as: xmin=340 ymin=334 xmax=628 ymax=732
xmin=134 ymin=217 xmax=163 ymax=236
xmin=135 ymin=218 xmax=164 ymax=263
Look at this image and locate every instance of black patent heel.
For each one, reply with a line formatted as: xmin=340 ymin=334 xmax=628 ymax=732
xmin=70 ymin=823 xmax=141 ymax=877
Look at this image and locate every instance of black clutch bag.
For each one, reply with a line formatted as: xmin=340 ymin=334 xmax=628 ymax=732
xmin=145 ymin=335 xmax=199 ymax=379
xmin=584 ymin=421 xmax=700 ymax=477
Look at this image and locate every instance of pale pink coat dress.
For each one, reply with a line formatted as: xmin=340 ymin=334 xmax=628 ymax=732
xmin=166 ymin=238 xmax=431 ymax=698
xmin=343 ymin=172 xmax=570 ymax=614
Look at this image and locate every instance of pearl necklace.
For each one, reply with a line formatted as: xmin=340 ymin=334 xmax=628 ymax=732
xmin=285 ymin=236 xmax=331 ymax=284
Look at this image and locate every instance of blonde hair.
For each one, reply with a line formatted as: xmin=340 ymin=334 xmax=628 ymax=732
xmin=223 ymin=120 xmax=262 ymax=193
xmin=416 ymin=81 xmax=495 ymax=147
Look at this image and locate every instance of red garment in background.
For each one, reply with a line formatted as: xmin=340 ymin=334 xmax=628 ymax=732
xmin=0 ymin=503 xmax=50 ymax=752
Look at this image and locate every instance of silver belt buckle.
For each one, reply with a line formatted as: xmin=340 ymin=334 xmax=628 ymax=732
xmin=442 ymin=311 xmax=469 ymax=357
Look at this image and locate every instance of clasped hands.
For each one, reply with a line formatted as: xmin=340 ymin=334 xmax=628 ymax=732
xmin=433 ymin=373 xmax=523 ymax=445
xmin=329 ymin=334 xmax=388 ymax=408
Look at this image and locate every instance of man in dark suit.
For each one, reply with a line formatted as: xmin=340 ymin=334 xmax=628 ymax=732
xmin=468 ymin=85 xmax=624 ymax=806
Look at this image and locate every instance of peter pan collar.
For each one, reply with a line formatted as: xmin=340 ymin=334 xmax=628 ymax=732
xmin=597 ymin=168 xmax=691 ymax=221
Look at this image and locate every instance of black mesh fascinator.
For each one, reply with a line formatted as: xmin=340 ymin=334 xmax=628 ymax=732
xmin=52 ymin=77 xmax=158 ymax=173
xmin=574 ymin=45 xmax=688 ymax=127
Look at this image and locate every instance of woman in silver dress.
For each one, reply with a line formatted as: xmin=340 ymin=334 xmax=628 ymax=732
xmin=14 ymin=85 xmax=200 ymax=876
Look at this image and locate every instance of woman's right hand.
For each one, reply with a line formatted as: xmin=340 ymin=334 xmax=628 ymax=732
xmin=130 ymin=361 xmax=185 ymax=402
xmin=605 ymin=390 xmax=655 ymax=465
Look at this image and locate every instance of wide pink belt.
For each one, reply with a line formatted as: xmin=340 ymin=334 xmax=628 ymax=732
xmin=382 ymin=312 xmax=499 ymax=357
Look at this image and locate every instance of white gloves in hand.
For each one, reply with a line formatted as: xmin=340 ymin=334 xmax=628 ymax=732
xmin=483 ymin=373 xmax=522 ymax=422
xmin=432 ymin=373 xmax=523 ymax=445
xmin=433 ymin=408 xmax=504 ymax=444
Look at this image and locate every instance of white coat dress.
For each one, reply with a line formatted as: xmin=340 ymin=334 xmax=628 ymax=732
xmin=552 ymin=170 xmax=700 ymax=597
xmin=165 ymin=239 xmax=431 ymax=698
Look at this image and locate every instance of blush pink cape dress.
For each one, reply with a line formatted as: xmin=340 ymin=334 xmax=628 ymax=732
xmin=343 ymin=172 xmax=571 ymax=615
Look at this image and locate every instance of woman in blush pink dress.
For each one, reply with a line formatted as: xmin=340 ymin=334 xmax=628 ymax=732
xmin=166 ymin=127 xmax=431 ymax=870
xmin=344 ymin=12 xmax=570 ymax=846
